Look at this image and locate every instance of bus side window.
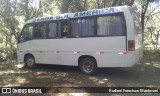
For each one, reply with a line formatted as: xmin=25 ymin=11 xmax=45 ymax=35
xmin=49 ymin=22 xmax=58 ymax=38
xmin=61 ymin=20 xmax=68 ymax=37
xmin=34 ymin=23 xmax=47 ymax=39
xmin=70 ymin=18 xmax=94 ymax=37
xmin=19 ymin=25 xmax=33 ymax=43
xmin=97 ymin=15 xmax=126 ymax=36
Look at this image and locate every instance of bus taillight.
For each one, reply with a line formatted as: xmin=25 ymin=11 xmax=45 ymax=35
xmin=128 ymin=40 xmax=135 ymax=51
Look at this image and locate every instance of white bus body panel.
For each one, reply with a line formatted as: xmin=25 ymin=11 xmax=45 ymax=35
xmin=17 ymin=36 xmax=136 ymax=67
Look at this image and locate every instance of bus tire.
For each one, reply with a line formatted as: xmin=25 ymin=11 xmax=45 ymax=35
xmin=24 ymin=55 xmax=36 ymax=68
xmin=79 ymin=57 xmax=97 ymax=75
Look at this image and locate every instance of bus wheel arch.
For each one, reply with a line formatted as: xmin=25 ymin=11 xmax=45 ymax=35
xmin=24 ymin=53 xmax=36 ymax=68
xmin=78 ymin=55 xmax=97 ymax=75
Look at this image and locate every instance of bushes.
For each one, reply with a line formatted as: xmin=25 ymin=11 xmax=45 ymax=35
xmin=0 ymin=51 xmax=7 ymax=62
xmin=143 ymin=49 xmax=160 ymax=61
xmin=0 ymin=48 xmax=17 ymax=62
xmin=153 ymin=50 xmax=160 ymax=57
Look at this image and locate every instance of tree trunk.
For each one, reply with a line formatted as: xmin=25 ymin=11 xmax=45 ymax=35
xmin=97 ymin=0 xmax=100 ymax=9
xmin=103 ymin=0 xmax=106 ymax=8
xmin=24 ymin=0 xmax=30 ymax=21
xmin=155 ymin=31 xmax=160 ymax=49
xmin=128 ymin=0 xmax=135 ymax=6
xmin=118 ymin=0 xmax=122 ymax=6
xmin=83 ymin=0 xmax=87 ymax=11
xmin=141 ymin=0 xmax=150 ymax=44
xmin=112 ymin=0 xmax=118 ymax=6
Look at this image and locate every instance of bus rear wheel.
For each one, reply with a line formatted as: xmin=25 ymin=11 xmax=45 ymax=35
xmin=25 ymin=55 xmax=36 ymax=68
xmin=79 ymin=57 xmax=97 ymax=75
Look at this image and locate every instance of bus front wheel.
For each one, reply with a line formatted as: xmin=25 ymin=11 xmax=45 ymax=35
xmin=79 ymin=57 xmax=97 ymax=75
xmin=24 ymin=55 xmax=36 ymax=68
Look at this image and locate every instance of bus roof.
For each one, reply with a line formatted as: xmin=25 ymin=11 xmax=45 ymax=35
xmin=26 ymin=6 xmax=129 ymax=24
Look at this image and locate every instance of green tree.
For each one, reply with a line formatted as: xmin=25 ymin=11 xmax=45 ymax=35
xmin=133 ymin=0 xmax=160 ymax=44
xmin=112 ymin=0 xmax=135 ymax=6
xmin=58 ymin=0 xmax=86 ymax=13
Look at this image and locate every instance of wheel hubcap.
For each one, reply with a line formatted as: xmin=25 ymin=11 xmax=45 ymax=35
xmin=27 ymin=58 xmax=34 ymax=67
xmin=83 ymin=61 xmax=93 ymax=73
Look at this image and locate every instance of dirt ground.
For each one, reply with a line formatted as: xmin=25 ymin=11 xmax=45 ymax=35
xmin=0 ymin=51 xmax=160 ymax=96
